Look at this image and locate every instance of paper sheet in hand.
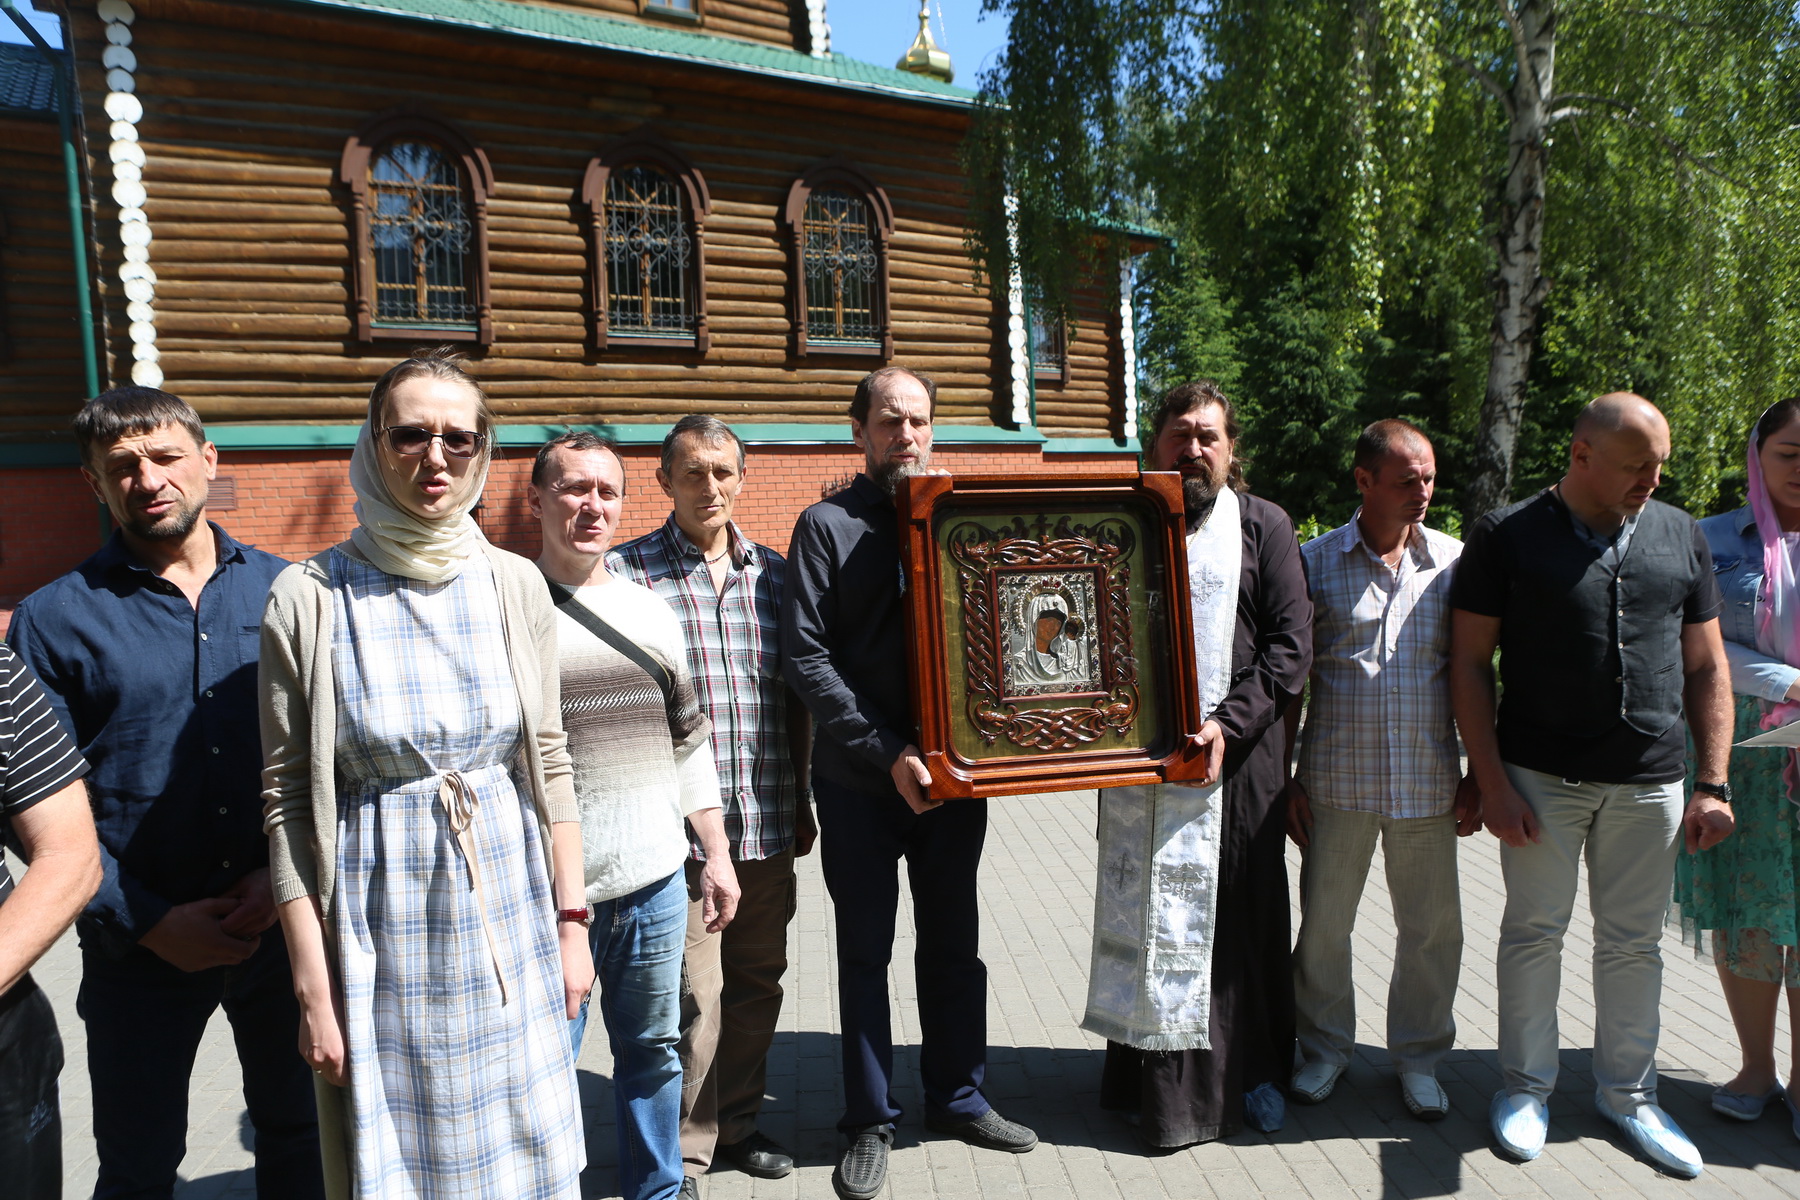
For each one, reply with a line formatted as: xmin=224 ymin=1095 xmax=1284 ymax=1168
xmin=1735 ymin=721 xmax=1800 ymax=748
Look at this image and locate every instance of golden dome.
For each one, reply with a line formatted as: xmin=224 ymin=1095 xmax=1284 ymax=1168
xmin=896 ymin=0 xmax=953 ymax=84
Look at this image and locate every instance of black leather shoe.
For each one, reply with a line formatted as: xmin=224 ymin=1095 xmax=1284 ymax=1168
xmin=677 ymin=1178 xmax=699 ymax=1200
xmin=924 ymin=1108 xmax=1038 ymax=1153
xmin=833 ymin=1124 xmax=892 ymax=1200
xmin=717 ymin=1130 xmax=794 ymax=1179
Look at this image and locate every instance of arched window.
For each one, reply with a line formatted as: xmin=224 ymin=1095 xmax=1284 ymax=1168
xmin=1029 ymin=294 xmax=1068 ymax=386
xmin=341 ymin=111 xmax=494 ymax=345
xmin=582 ymin=134 xmax=710 ymax=352
xmin=782 ymin=160 xmax=893 ymax=358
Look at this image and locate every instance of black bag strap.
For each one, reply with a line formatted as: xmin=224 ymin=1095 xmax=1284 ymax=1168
xmin=544 ymin=577 xmax=675 ymax=708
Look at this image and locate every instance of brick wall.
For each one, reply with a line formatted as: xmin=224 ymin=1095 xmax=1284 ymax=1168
xmin=0 ymin=443 xmax=1138 ymax=621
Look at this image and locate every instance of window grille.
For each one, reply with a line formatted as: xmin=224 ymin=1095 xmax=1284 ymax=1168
xmin=369 ymin=140 xmax=475 ymax=327
xmin=802 ymin=189 xmax=880 ymax=345
xmin=605 ymin=165 xmax=695 ymax=336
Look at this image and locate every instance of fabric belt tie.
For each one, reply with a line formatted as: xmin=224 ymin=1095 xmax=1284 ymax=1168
xmin=437 ymin=769 xmax=510 ymax=1005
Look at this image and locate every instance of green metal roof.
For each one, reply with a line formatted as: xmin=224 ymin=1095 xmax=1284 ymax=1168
xmin=0 ymin=42 xmax=60 ymax=114
xmin=275 ymin=0 xmax=978 ymax=107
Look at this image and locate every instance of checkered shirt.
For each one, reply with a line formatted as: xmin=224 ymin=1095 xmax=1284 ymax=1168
xmin=609 ymin=516 xmax=800 ymax=861
xmin=1295 ymin=515 xmax=1463 ymax=817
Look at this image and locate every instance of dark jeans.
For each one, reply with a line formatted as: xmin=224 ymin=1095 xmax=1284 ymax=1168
xmin=814 ymin=777 xmax=990 ymax=1131
xmin=0 ymin=975 xmax=64 ymax=1200
xmin=78 ymin=926 xmax=322 ymax=1200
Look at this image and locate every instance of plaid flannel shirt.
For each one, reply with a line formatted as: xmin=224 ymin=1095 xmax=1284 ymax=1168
xmin=609 ymin=516 xmax=800 ymax=861
xmin=1295 ymin=514 xmax=1463 ymax=818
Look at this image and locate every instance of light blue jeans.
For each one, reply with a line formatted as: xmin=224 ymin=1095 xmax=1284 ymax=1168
xmin=571 ymin=869 xmax=687 ymax=1200
xmin=1497 ymin=765 xmax=1683 ymax=1116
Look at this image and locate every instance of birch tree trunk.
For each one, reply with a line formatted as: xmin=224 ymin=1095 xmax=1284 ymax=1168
xmin=1465 ymin=0 xmax=1556 ymax=522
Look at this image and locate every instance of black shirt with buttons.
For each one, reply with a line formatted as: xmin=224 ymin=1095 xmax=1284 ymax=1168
xmin=1453 ymin=490 xmax=1721 ymax=785
xmin=7 ymin=524 xmax=289 ymax=952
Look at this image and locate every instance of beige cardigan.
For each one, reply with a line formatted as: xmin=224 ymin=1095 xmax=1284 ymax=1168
xmin=260 ymin=539 xmax=579 ymax=919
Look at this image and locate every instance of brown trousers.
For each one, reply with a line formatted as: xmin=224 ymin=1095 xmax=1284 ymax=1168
xmin=678 ymin=850 xmax=797 ymax=1175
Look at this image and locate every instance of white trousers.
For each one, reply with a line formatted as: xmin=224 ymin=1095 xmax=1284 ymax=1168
xmin=1293 ymin=805 xmax=1462 ymax=1075
xmin=1497 ymin=765 xmax=1683 ymax=1115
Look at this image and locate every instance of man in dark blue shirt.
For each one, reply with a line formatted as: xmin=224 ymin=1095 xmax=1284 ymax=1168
xmin=782 ymin=368 xmax=1035 ymax=1200
xmin=8 ymin=387 xmax=319 ymax=1200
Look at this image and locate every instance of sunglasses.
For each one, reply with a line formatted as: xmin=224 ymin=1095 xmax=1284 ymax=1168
xmin=381 ymin=426 xmax=487 ymax=458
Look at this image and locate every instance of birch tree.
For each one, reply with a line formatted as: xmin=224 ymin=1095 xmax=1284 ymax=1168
xmin=970 ymin=0 xmax=1799 ymax=522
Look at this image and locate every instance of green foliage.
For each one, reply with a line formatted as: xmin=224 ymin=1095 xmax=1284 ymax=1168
xmin=974 ymin=0 xmax=1800 ymax=523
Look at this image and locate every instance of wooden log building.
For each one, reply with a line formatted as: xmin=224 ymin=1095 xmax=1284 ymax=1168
xmin=0 ymin=0 xmax=1153 ymax=603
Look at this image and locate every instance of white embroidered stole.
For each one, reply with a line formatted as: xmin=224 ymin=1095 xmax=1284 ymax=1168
xmin=1081 ymin=486 xmax=1242 ymax=1051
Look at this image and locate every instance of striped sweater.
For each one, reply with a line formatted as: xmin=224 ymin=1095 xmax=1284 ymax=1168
xmin=553 ymin=576 xmax=721 ymax=903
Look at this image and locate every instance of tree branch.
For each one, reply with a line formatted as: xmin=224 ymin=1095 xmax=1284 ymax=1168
xmin=1492 ymin=0 xmax=1534 ymax=95
xmin=1620 ymin=8 xmax=1750 ymax=35
xmin=1445 ymin=49 xmax=1516 ymax=119
xmin=1548 ymin=93 xmax=1753 ymax=188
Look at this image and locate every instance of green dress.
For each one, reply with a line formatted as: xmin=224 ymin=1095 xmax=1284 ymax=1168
xmin=1674 ymin=693 xmax=1800 ymax=956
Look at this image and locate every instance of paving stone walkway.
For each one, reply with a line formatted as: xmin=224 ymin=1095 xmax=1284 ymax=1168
xmin=30 ymin=789 xmax=1800 ymax=1198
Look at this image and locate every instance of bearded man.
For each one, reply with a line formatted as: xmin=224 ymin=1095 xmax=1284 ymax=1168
xmin=8 ymin=387 xmax=318 ymax=1199
xmin=782 ymin=367 xmax=1037 ymax=1200
xmin=1082 ymin=380 xmax=1313 ymax=1147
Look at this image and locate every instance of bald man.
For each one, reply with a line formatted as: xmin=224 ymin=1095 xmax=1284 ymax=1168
xmin=1450 ymin=393 xmax=1734 ymax=1177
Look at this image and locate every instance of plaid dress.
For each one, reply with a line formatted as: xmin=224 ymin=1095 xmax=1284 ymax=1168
xmin=330 ymin=549 xmax=583 ymax=1199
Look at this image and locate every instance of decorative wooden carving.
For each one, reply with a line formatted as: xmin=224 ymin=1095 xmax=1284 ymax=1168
xmin=899 ymin=471 xmax=1212 ymax=799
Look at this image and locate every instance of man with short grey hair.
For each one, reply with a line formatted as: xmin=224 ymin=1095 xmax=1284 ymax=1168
xmin=610 ymin=415 xmax=815 ymax=1189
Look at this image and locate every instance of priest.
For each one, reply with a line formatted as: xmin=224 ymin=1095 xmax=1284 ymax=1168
xmin=1083 ymin=380 xmax=1312 ymax=1146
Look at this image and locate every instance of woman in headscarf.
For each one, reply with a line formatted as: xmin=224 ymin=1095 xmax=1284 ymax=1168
xmin=1678 ymin=395 xmax=1800 ymax=1138
xmin=260 ymin=352 xmax=591 ymax=1197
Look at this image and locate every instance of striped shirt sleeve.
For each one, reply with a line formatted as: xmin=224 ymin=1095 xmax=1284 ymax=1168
xmin=0 ymin=643 xmax=89 ymax=819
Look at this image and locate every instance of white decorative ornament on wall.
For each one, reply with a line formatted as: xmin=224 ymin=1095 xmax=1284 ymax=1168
xmin=98 ymin=1 xmax=161 ymax=388
xmin=101 ymin=91 xmax=139 ymax=123
xmin=1119 ymin=256 xmax=1138 ymax=437
xmin=1003 ymin=193 xmax=1031 ymax=428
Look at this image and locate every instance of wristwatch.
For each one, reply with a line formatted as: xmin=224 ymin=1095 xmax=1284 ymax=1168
xmin=556 ymin=906 xmax=593 ymax=928
xmin=1693 ymin=781 xmax=1733 ymax=804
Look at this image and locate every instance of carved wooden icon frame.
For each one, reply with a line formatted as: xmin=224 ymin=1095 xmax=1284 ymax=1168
xmin=898 ymin=471 xmax=1212 ymax=799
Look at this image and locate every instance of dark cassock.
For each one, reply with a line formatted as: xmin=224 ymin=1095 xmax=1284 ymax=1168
xmin=1082 ymin=486 xmax=1312 ymax=1147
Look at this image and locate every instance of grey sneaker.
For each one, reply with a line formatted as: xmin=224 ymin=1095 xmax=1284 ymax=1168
xmin=833 ymin=1124 xmax=893 ymax=1200
xmin=677 ymin=1177 xmax=699 ymax=1200
xmin=924 ymin=1108 xmax=1038 ymax=1153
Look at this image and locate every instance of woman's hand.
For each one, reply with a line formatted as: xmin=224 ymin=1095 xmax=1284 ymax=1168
xmin=297 ymin=988 xmax=349 ymax=1087
xmin=559 ymin=921 xmax=595 ymax=1020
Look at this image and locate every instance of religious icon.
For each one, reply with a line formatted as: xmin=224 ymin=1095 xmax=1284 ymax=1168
xmin=896 ymin=471 xmax=1213 ymax=799
xmin=998 ymin=573 xmax=1101 ymax=696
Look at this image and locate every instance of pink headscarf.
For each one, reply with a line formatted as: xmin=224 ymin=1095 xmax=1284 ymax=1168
xmin=1746 ymin=430 xmax=1800 ymax=729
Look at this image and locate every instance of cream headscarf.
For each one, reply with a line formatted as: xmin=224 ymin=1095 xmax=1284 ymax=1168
xmin=348 ymin=418 xmax=489 ymax=584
